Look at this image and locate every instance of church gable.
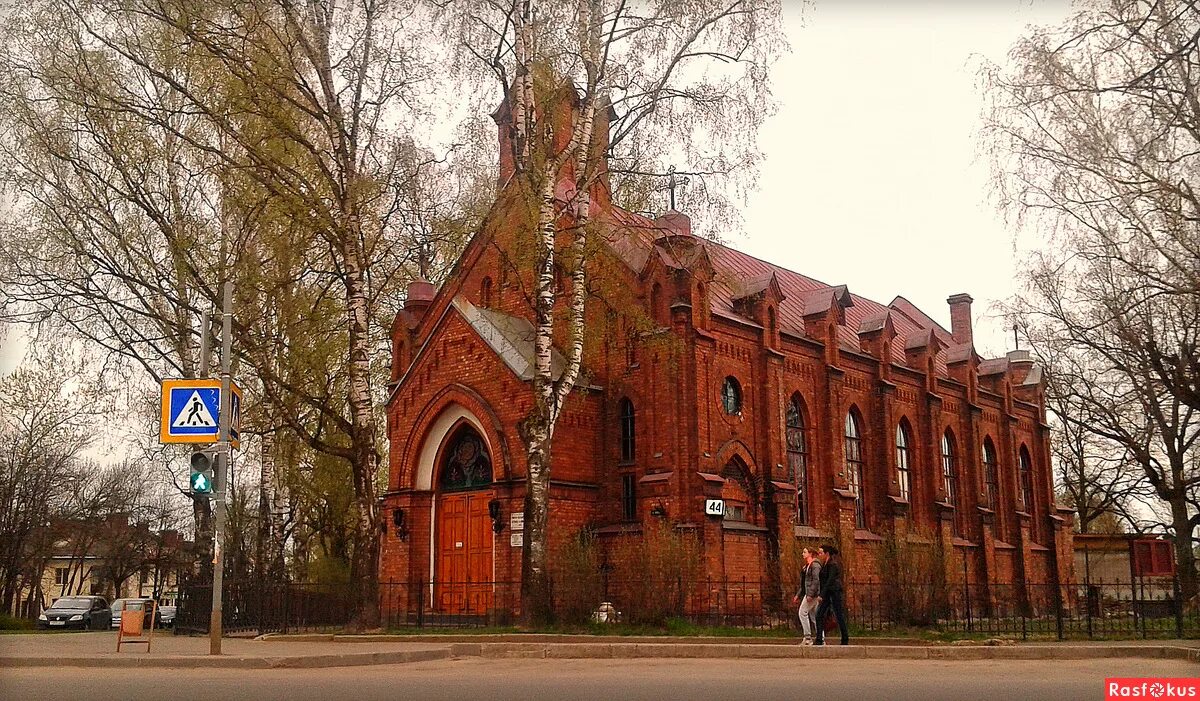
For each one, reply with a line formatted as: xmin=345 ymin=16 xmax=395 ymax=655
xmin=450 ymin=297 xmax=568 ymax=381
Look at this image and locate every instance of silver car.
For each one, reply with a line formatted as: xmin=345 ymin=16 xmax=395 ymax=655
xmin=109 ymin=598 xmax=158 ymax=629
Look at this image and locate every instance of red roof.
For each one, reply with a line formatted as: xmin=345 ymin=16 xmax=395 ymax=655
xmin=599 ymin=204 xmax=957 ymax=375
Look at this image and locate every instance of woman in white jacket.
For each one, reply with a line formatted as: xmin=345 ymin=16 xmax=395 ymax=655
xmin=791 ymin=547 xmax=822 ymax=645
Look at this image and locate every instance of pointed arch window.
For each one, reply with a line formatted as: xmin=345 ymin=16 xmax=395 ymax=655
xmin=721 ymin=458 xmax=755 ymax=524
xmin=439 ymin=425 xmax=493 ymax=491
xmin=982 ymin=438 xmax=998 ymax=511
xmin=786 ymin=395 xmax=810 ymax=525
xmin=895 ymin=422 xmax=912 ymax=503
xmin=845 ymin=411 xmax=866 ymax=529
xmin=1019 ymin=447 xmax=1034 ymax=514
xmin=942 ymin=431 xmax=960 ymax=535
xmin=619 ymin=398 xmax=635 ymax=463
xmin=480 ymin=277 xmax=493 ymax=307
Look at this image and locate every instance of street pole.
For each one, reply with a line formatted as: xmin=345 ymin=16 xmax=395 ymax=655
xmin=210 ymin=282 xmax=233 ymax=655
xmin=199 ymin=311 xmax=211 ymax=377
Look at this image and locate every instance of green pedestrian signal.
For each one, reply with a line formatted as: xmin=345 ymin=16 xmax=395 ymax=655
xmin=190 ymin=450 xmax=216 ymax=495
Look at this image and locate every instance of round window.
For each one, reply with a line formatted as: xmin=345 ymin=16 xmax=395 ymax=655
xmin=721 ymin=376 xmax=743 ymax=415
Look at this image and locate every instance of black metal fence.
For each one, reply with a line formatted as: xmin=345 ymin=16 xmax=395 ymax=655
xmin=175 ymin=575 xmax=1199 ymax=639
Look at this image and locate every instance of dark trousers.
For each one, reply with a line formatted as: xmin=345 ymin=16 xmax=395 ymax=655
xmin=815 ymin=590 xmax=849 ymax=644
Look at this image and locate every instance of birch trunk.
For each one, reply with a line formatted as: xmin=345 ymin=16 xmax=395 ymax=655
xmin=257 ymin=423 xmax=274 ymax=579
xmin=515 ymin=0 xmax=603 ymax=625
xmin=341 ymin=225 xmax=381 ymax=630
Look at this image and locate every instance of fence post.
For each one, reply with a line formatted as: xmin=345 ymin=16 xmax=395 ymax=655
xmin=417 ymin=580 xmax=425 ymax=629
xmin=1139 ymin=577 xmax=1148 ymax=639
xmin=1131 ymin=576 xmax=1139 ymax=637
xmin=961 ymin=553 xmax=972 ymax=634
xmin=1173 ymin=574 xmax=1184 ymax=639
xmin=281 ymin=582 xmax=290 ymax=635
xmin=1053 ymin=581 xmax=1064 ymax=641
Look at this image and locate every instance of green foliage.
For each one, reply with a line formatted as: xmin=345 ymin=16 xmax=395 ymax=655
xmin=608 ymin=522 xmax=703 ymax=626
xmin=0 ymin=614 xmax=34 ymax=631
xmin=549 ymin=527 xmax=605 ymax=625
xmin=876 ymin=527 xmax=950 ymax=626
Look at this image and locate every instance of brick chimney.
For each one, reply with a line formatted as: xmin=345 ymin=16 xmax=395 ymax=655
xmin=947 ymin=293 xmax=974 ymax=346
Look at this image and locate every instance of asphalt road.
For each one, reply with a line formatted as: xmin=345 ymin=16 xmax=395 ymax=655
xmin=3 ymin=657 xmax=1196 ymax=701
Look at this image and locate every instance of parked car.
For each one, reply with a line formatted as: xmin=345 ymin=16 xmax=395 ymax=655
xmin=37 ymin=596 xmax=111 ymax=630
xmin=157 ymin=601 xmax=177 ymax=628
xmin=109 ymin=598 xmax=160 ymax=629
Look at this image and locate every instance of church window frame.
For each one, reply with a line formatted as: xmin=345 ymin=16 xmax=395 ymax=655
xmin=786 ymin=394 xmax=810 ymax=525
xmin=721 ymin=376 xmax=743 ymax=415
xmin=895 ymin=421 xmax=912 ymax=503
xmin=845 ymin=409 xmax=866 ymax=529
xmin=619 ymin=398 xmax=636 ymax=464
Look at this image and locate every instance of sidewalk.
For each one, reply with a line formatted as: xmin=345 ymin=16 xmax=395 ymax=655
xmin=2 ymin=631 xmax=1197 ymax=668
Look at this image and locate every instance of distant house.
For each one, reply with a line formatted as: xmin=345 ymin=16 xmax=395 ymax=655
xmin=1073 ymin=533 xmax=1175 ymax=603
xmin=9 ymin=515 xmax=192 ymax=617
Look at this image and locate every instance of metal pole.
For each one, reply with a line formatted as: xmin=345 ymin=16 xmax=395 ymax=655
xmin=211 ymin=282 xmax=233 ymax=655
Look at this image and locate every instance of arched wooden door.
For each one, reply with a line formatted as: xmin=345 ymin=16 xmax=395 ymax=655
xmin=434 ymin=424 xmax=494 ymax=615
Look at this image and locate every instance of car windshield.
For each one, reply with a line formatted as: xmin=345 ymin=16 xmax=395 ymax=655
xmin=51 ymin=598 xmax=92 ymax=609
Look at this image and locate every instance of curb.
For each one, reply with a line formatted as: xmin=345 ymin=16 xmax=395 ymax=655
xmin=267 ymin=633 xmax=932 ymax=646
xmin=0 ymin=647 xmax=452 ymax=670
xmin=4 ymin=643 xmax=1196 ymax=669
xmin=462 ymin=642 xmax=1200 ymax=662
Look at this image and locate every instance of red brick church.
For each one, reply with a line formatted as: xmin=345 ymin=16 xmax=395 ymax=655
xmin=380 ymin=99 xmax=1073 ymax=619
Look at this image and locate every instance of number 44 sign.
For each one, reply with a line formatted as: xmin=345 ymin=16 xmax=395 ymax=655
xmin=159 ymin=379 xmax=242 ymax=449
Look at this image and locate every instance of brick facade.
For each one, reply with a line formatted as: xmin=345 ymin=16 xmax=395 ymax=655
xmin=380 ymin=102 xmax=1073 ymax=618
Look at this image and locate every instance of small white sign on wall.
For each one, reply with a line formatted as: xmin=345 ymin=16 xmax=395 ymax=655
xmin=510 ymin=511 xmax=524 ymax=531
xmin=705 ymin=499 xmax=725 ymax=517
xmin=510 ymin=532 xmax=524 ymax=547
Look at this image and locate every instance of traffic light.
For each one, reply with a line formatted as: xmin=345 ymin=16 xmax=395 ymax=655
xmin=190 ymin=449 xmax=216 ymax=495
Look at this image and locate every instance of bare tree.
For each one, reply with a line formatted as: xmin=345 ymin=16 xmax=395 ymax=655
xmin=984 ymin=0 xmax=1200 ymax=596
xmin=444 ymin=0 xmax=783 ymax=622
xmin=1043 ymin=346 xmax=1152 ymax=534
xmin=0 ymin=353 xmax=103 ymax=612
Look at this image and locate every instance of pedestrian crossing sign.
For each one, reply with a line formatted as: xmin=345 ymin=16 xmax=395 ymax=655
xmin=159 ymin=379 xmax=242 ymax=449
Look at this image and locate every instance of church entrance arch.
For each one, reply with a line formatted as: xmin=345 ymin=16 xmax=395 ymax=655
xmin=434 ymin=422 xmax=494 ymax=615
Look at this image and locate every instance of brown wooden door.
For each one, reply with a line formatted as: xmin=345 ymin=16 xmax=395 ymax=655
xmin=435 ymin=492 xmax=493 ymax=614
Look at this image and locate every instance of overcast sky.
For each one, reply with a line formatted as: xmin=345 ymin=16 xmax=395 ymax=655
xmin=737 ymin=0 xmax=1072 ymax=359
xmin=0 ymin=0 xmax=1074 ymax=374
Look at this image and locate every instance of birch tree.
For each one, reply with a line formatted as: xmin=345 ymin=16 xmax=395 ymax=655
xmin=445 ymin=0 xmax=783 ymax=622
xmin=0 ymin=1 xmax=480 ymax=626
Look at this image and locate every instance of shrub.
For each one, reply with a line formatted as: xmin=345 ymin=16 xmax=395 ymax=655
xmin=875 ymin=526 xmax=950 ymax=626
xmin=0 ymin=614 xmax=34 ymax=631
xmin=549 ymin=527 xmax=605 ymax=625
xmin=608 ymin=522 xmax=702 ymax=625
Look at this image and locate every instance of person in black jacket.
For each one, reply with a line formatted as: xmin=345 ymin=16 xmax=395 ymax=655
xmin=813 ymin=543 xmax=849 ymax=645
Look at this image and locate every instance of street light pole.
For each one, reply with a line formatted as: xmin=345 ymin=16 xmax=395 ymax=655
xmin=210 ymin=282 xmax=233 ymax=655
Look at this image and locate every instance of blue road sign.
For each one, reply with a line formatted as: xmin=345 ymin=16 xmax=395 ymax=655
xmin=169 ymin=387 xmax=220 ymax=436
xmin=160 ymin=379 xmax=243 ymax=448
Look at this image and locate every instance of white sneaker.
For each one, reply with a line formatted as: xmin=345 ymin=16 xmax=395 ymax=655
xmin=802 ymin=637 xmax=813 ymax=646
